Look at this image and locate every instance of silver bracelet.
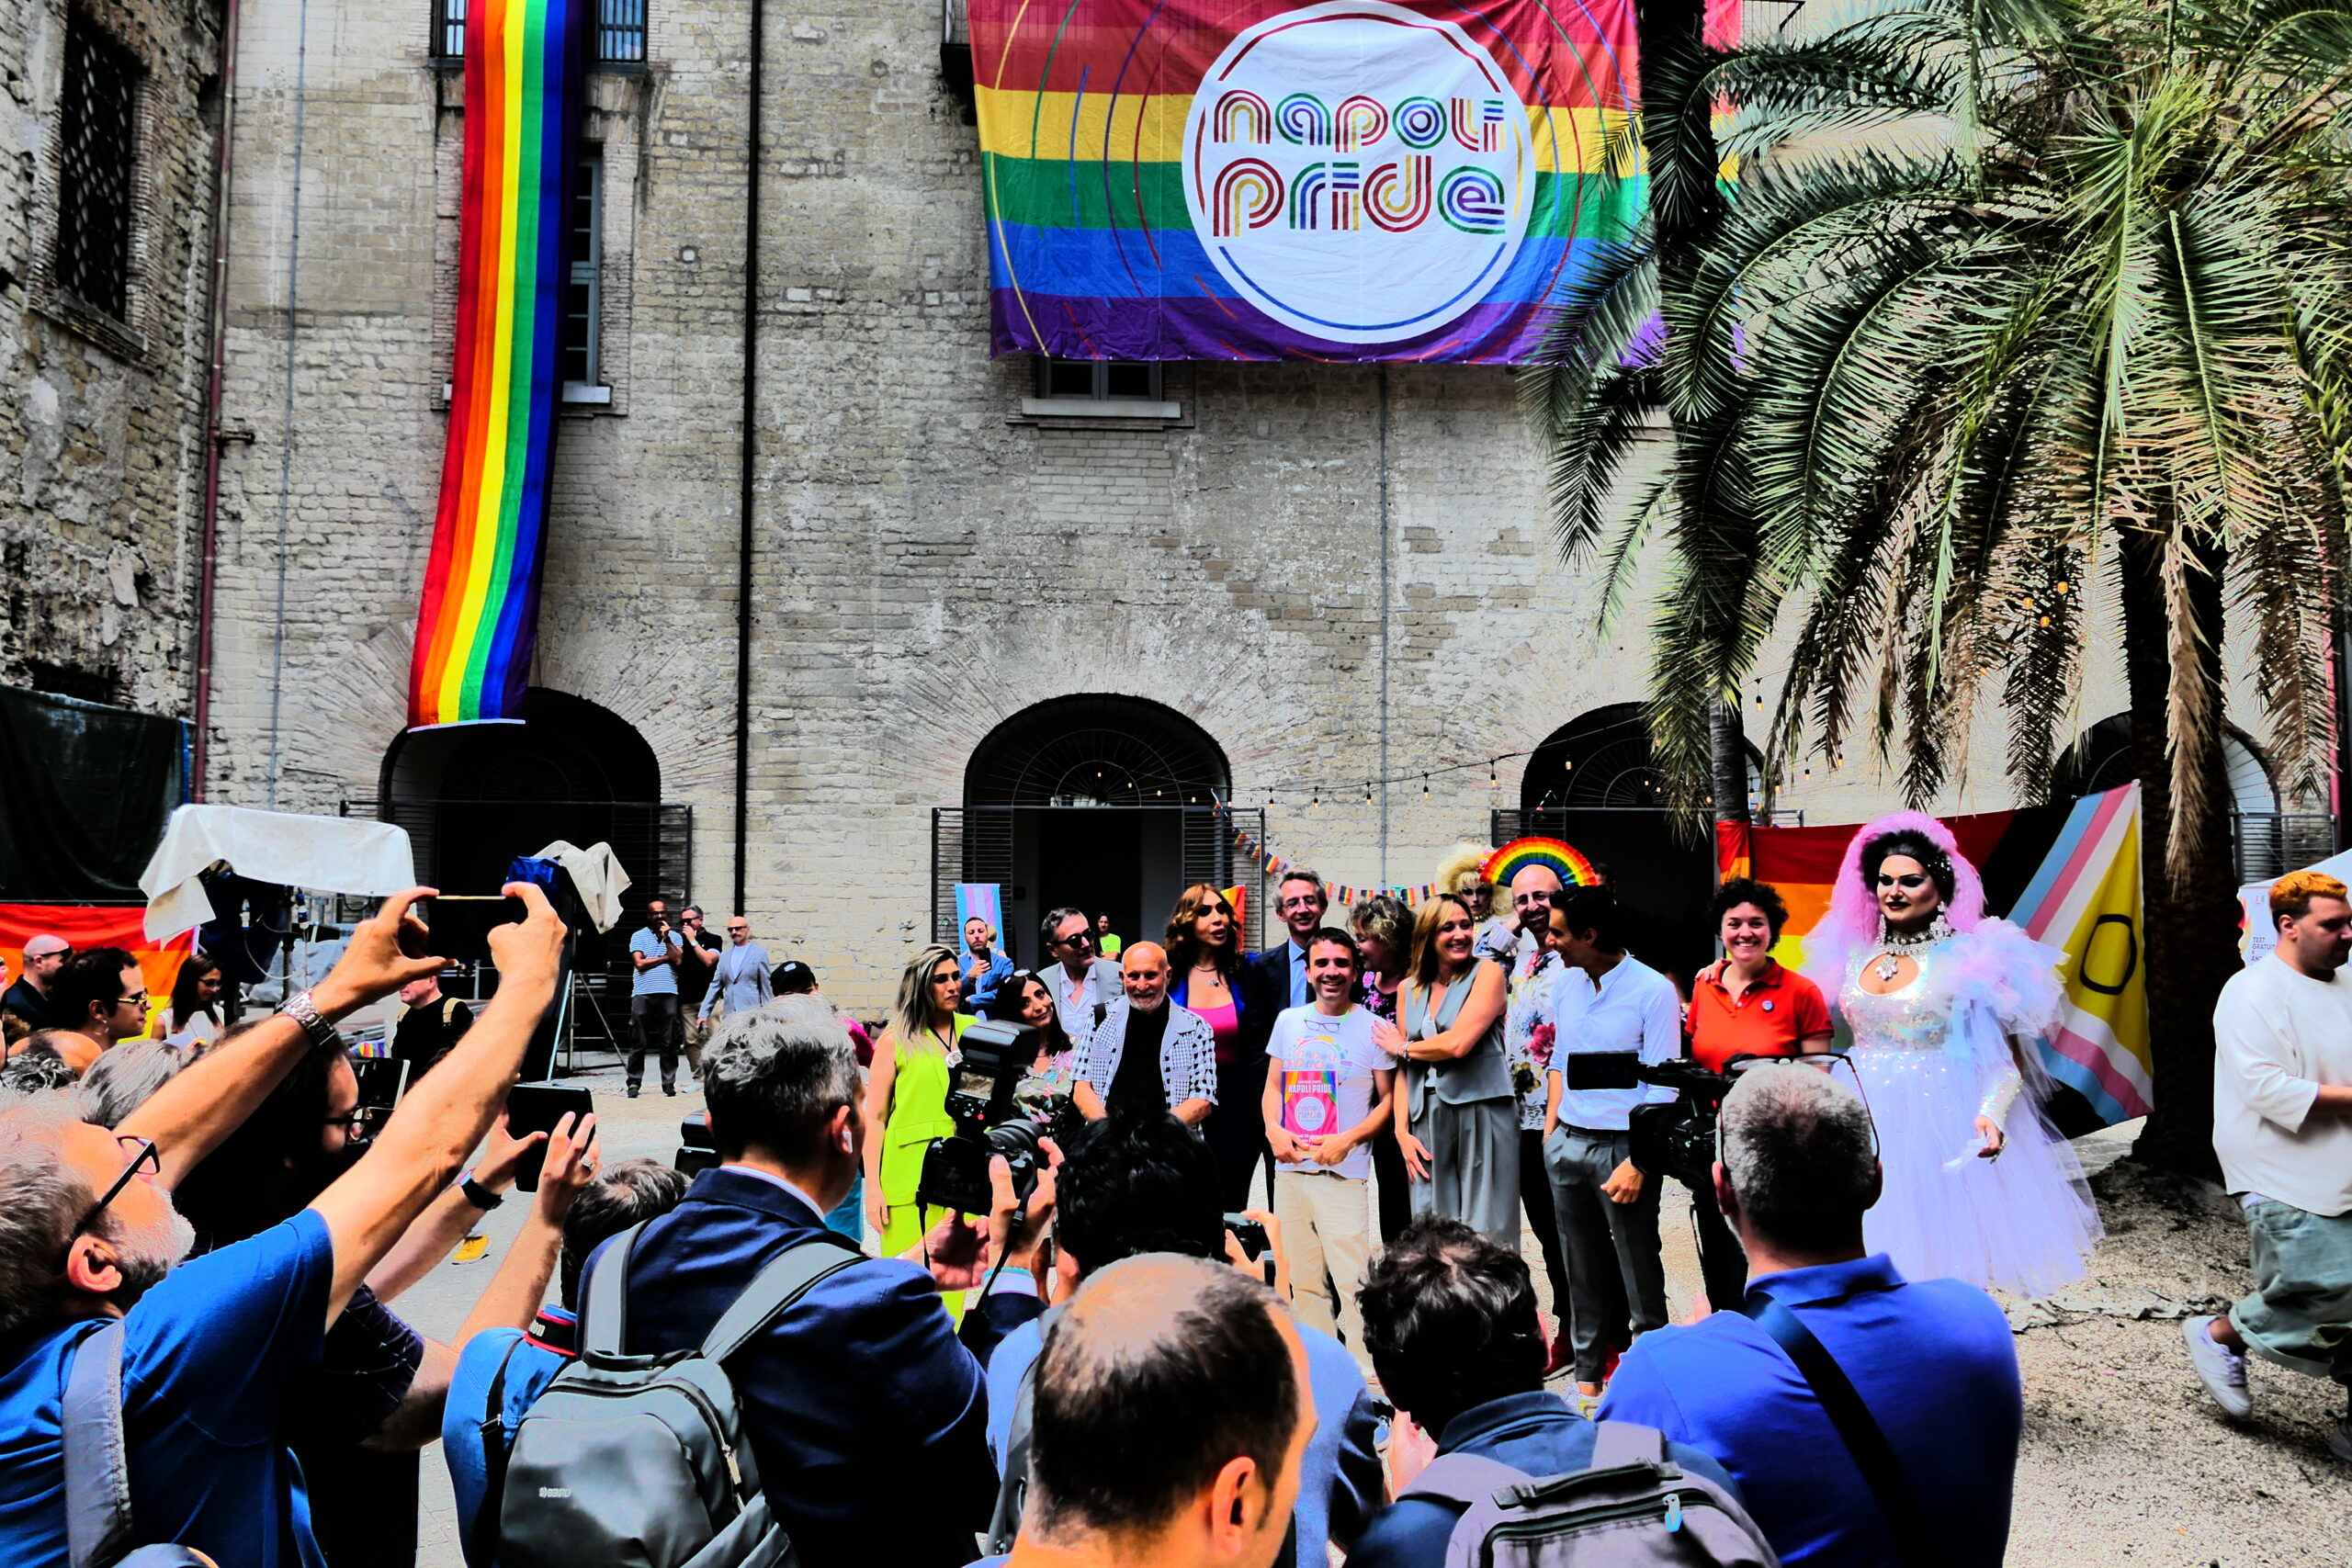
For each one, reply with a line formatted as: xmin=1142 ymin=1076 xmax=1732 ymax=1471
xmin=280 ymin=989 xmax=339 ymax=1050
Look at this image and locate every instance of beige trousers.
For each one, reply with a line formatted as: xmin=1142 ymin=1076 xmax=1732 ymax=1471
xmin=1274 ymin=1167 xmax=1374 ymax=1371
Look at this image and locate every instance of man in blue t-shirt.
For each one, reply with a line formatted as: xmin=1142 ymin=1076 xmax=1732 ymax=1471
xmin=987 ymin=1112 xmax=1382 ymax=1568
xmin=626 ymin=897 xmax=687 ymax=1098
xmin=1599 ymin=1063 xmax=2024 ymax=1568
xmin=1345 ymin=1216 xmax=1736 ymax=1568
xmin=0 ymin=883 xmax=568 ymax=1568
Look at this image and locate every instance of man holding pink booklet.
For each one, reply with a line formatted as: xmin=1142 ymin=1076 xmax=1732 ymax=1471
xmin=1262 ymin=927 xmax=1395 ymax=1373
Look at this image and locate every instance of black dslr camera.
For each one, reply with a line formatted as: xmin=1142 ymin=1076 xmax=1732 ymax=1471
xmin=916 ymin=1019 xmax=1046 ymax=1214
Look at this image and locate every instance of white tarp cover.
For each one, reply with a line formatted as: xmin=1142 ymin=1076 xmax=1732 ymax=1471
xmin=140 ymin=805 xmax=418 ymax=941
xmin=528 ymin=840 xmax=632 ymax=933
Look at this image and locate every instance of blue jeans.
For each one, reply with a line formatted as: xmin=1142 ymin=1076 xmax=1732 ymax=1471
xmin=2233 ymin=1200 xmax=2352 ymax=1386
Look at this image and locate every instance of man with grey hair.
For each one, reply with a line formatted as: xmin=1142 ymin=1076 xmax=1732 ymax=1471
xmin=573 ymin=1000 xmax=1049 ymax=1568
xmin=1600 ymin=1062 xmax=2024 ymax=1568
xmin=0 ymin=883 xmax=564 ymax=1568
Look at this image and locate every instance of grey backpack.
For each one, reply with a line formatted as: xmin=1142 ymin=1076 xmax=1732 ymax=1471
xmin=60 ymin=1320 xmax=213 ymax=1568
xmin=484 ymin=1224 xmax=864 ymax=1568
xmin=1402 ymin=1420 xmax=1778 ymax=1568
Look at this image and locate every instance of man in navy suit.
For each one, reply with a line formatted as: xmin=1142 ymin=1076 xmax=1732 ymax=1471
xmin=579 ymin=997 xmax=1046 ymax=1568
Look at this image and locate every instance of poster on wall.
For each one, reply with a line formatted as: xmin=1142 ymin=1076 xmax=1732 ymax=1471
xmin=970 ymin=0 xmax=1698 ymax=364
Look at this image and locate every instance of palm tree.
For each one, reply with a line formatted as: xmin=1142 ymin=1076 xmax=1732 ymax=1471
xmin=1526 ymin=0 xmax=2352 ymax=1172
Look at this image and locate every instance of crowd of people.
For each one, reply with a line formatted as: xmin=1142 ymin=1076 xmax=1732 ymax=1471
xmin=2 ymin=808 xmax=2350 ymax=1568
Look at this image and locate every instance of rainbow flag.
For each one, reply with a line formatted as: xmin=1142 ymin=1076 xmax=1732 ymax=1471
xmin=408 ymin=0 xmax=594 ymax=729
xmin=970 ymin=0 xmax=1649 ymax=363
xmin=1717 ymin=784 xmax=2153 ymax=1131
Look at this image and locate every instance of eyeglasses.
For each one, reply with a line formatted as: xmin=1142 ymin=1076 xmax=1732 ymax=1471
xmin=727 ymin=925 xmax=749 ymax=933
xmin=323 ymin=1108 xmax=385 ymax=1144
xmin=57 ymin=1136 xmax=161 ymax=1270
xmin=1056 ymin=932 xmax=1094 ymax=949
xmin=116 ymin=990 xmax=151 ymax=1011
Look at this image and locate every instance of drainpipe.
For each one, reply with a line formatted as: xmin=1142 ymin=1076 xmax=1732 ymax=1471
xmin=732 ymin=0 xmax=762 ymax=911
xmin=191 ymin=0 xmax=243 ymax=800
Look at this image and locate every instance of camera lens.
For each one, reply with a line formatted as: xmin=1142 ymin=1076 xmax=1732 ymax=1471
xmin=985 ymin=1120 xmax=1041 ymax=1160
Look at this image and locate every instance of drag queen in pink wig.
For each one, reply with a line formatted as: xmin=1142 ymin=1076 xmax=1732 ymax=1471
xmin=1802 ymin=811 xmax=2100 ymax=1296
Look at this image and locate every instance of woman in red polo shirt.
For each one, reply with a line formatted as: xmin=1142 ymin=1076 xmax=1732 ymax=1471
xmin=1684 ymin=878 xmax=1833 ymax=1308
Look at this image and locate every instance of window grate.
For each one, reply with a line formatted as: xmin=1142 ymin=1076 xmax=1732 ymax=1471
xmin=561 ymin=152 xmax=602 ymax=387
xmin=435 ymin=0 xmax=641 ymax=62
xmin=598 ymin=0 xmax=646 ymax=62
xmin=56 ymin=15 xmax=140 ymax=321
xmin=1035 ymin=357 xmax=1163 ymax=401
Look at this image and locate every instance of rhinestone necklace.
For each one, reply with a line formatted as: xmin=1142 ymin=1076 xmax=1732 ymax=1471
xmin=1870 ymin=915 xmax=1952 ymax=983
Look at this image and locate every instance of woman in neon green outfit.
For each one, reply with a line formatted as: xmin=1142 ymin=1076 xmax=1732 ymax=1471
xmin=864 ymin=944 xmax=973 ymax=1312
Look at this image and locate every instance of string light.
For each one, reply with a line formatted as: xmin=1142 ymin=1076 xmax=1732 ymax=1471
xmin=1489 ymin=758 xmax=1498 ymax=787
xmin=1421 ymin=775 xmax=1430 ymax=797
xmin=1364 ymin=781 xmax=1374 ymax=805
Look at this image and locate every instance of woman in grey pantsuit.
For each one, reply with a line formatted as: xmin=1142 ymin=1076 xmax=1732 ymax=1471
xmin=1373 ymin=892 xmax=1520 ymax=1247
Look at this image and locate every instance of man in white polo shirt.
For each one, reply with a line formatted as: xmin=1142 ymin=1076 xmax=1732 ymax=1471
xmin=2186 ymin=869 xmax=2352 ymax=1459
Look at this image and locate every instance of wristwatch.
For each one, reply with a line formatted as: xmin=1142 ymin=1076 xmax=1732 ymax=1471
xmin=460 ymin=1178 xmax=504 ymax=1211
xmin=279 ymin=989 xmax=338 ymax=1051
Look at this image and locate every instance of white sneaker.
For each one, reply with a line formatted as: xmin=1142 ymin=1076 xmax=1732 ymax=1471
xmin=2183 ymin=1315 xmax=2252 ymax=1418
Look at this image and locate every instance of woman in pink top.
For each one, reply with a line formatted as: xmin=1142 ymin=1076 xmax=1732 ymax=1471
xmin=1166 ymin=883 xmax=1267 ymax=1208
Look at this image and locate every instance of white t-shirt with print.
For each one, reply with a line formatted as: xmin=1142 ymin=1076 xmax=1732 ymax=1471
xmin=1266 ymin=1002 xmax=1389 ymax=1181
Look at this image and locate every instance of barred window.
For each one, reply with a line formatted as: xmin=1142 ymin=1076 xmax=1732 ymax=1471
xmin=433 ymin=0 xmax=645 ymax=63
xmin=55 ymin=14 xmax=141 ymax=321
xmin=561 ymin=151 xmax=602 ymax=389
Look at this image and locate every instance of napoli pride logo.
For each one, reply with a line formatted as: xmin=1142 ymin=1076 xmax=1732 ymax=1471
xmin=1182 ymin=1 xmax=1532 ymax=345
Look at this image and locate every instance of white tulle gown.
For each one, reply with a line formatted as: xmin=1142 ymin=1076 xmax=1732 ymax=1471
xmin=1837 ymin=922 xmax=2101 ymax=1299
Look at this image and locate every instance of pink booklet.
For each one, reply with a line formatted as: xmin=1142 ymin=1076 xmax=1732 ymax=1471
xmin=1283 ymin=1069 xmax=1341 ymax=1136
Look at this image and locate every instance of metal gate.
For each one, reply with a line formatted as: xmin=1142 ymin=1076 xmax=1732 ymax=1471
xmin=933 ymin=805 xmax=1268 ymax=956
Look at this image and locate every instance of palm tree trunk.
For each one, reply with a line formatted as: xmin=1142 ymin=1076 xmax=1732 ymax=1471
xmin=1711 ymin=701 xmax=1749 ymax=825
xmin=2120 ymin=517 xmax=2237 ymax=1179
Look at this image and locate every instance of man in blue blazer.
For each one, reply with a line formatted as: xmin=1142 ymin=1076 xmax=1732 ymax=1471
xmin=578 ymin=997 xmax=1045 ymax=1568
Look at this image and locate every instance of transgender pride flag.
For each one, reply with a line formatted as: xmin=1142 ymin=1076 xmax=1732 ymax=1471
xmin=970 ymin=0 xmax=1650 ymax=363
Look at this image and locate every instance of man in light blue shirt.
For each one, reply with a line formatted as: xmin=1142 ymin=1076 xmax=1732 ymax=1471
xmin=1600 ymin=1064 xmax=2023 ymax=1567
xmin=1542 ymin=886 xmax=1680 ymax=1403
xmin=627 ymin=897 xmax=685 ymax=1099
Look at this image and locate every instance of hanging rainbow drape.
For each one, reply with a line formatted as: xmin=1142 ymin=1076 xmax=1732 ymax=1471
xmin=408 ymin=0 xmax=593 ymax=728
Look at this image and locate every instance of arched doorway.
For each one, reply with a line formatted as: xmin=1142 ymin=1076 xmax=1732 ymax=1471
xmin=1508 ymin=704 xmax=1740 ymax=982
xmin=943 ymin=696 xmax=1243 ymax=964
xmin=380 ymin=688 xmax=686 ymax=966
xmin=2052 ymin=712 xmax=2319 ymax=877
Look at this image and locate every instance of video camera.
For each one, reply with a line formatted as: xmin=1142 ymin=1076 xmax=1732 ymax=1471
xmin=1627 ymin=1057 xmax=1736 ymax=1188
xmin=917 ymin=1019 xmax=1046 ymax=1215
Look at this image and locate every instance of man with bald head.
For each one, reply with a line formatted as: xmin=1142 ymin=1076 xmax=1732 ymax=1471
xmin=1072 ymin=942 xmax=1217 ymax=1125
xmin=3 ymin=934 xmax=69 ymax=1032
xmin=1003 ymin=1254 xmax=1315 ymax=1568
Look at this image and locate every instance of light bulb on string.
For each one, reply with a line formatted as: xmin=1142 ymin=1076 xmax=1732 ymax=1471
xmin=1364 ymin=781 xmax=1374 ymax=805
xmin=1421 ymin=774 xmax=1430 ymax=797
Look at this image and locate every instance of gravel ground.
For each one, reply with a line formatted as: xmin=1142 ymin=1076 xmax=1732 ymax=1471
xmin=394 ymin=1086 xmax=2352 ymax=1567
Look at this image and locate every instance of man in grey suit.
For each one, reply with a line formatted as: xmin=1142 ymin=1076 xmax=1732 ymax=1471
xmin=697 ymin=915 xmax=775 ymax=1029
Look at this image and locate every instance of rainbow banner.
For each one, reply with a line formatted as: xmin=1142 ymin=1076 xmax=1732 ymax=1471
xmin=1717 ymin=785 xmax=2152 ymax=1132
xmin=971 ymin=0 xmax=1660 ymax=363
xmin=408 ymin=0 xmax=594 ymax=728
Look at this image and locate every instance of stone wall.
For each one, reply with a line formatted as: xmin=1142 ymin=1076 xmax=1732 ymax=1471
xmin=1 ymin=0 xmax=221 ymax=715
xmin=198 ymin=0 xmax=2277 ymax=1012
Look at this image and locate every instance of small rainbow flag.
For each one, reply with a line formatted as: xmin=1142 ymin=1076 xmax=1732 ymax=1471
xmin=408 ymin=0 xmax=594 ymax=729
xmin=1483 ymin=837 xmax=1600 ymax=890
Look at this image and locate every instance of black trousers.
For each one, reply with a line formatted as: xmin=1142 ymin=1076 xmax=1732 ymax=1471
xmin=1684 ymin=1169 xmax=1751 ymax=1312
xmin=1206 ymin=1055 xmax=1274 ymax=1211
xmin=1518 ymin=1126 xmax=1573 ymax=1322
xmin=628 ymin=993 xmax=681 ymax=1088
xmin=1373 ymin=1122 xmax=1412 ymax=1243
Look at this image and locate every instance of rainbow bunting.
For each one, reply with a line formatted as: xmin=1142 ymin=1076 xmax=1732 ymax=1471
xmin=408 ymin=0 xmax=594 ymax=729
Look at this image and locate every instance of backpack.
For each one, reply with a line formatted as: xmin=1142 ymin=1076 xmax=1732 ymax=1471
xmin=60 ymin=1320 xmax=213 ymax=1568
xmin=1401 ymin=1420 xmax=1779 ymax=1568
xmin=482 ymin=1223 xmax=865 ymax=1568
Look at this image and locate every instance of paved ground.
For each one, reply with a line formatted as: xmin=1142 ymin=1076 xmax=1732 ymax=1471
xmin=394 ymin=1083 xmax=2352 ymax=1568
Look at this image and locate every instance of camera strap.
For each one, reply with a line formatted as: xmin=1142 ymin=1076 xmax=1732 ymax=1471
xmin=1738 ymin=1290 xmax=1944 ymax=1568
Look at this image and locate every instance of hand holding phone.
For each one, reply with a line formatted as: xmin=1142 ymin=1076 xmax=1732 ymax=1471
xmin=503 ymin=1081 xmax=594 ymax=1191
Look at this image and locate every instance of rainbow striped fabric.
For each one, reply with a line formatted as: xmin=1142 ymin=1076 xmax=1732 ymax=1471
xmin=408 ymin=0 xmax=592 ymax=729
xmin=971 ymin=0 xmax=1648 ymax=363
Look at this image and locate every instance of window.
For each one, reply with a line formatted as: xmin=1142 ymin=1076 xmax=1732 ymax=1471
xmin=1036 ymin=358 xmax=1163 ymax=400
xmin=55 ymin=14 xmax=141 ymax=321
xmin=561 ymin=151 xmax=602 ymax=390
xmin=433 ymin=0 xmax=645 ymax=63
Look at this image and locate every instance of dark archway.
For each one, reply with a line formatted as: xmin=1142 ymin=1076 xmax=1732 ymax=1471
xmin=381 ymin=688 xmax=683 ymax=931
xmin=952 ymin=696 xmax=1238 ymax=962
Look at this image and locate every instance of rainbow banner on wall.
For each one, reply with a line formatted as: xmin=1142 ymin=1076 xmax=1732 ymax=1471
xmin=1717 ymin=784 xmax=2152 ymax=1132
xmin=971 ymin=0 xmax=1674 ymax=363
xmin=407 ymin=0 xmax=594 ymax=728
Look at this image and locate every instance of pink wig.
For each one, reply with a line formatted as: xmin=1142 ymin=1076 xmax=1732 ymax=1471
xmin=1801 ymin=809 xmax=1987 ymax=992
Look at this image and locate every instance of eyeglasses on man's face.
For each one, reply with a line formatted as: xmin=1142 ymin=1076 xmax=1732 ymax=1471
xmin=57 ymin=1135 xmax=162 ymax=1271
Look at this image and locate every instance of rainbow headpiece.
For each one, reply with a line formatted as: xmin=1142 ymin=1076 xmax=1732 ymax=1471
xmin=1482 ymin=837 xmax=1599 ymax=890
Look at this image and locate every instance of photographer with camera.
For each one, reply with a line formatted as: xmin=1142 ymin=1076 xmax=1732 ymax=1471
xmin=1673 ymin=879 xmax=1832 ymax=1311
xmin=983 ymin=1112 xmax=1383 ymax=1568
xmin=573 ymin=1001 xmax=1047 ymax=1568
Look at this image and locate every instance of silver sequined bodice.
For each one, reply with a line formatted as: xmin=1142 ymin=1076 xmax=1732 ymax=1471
xmin=1839 ymin=943 xmax=1951 ymax=1054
